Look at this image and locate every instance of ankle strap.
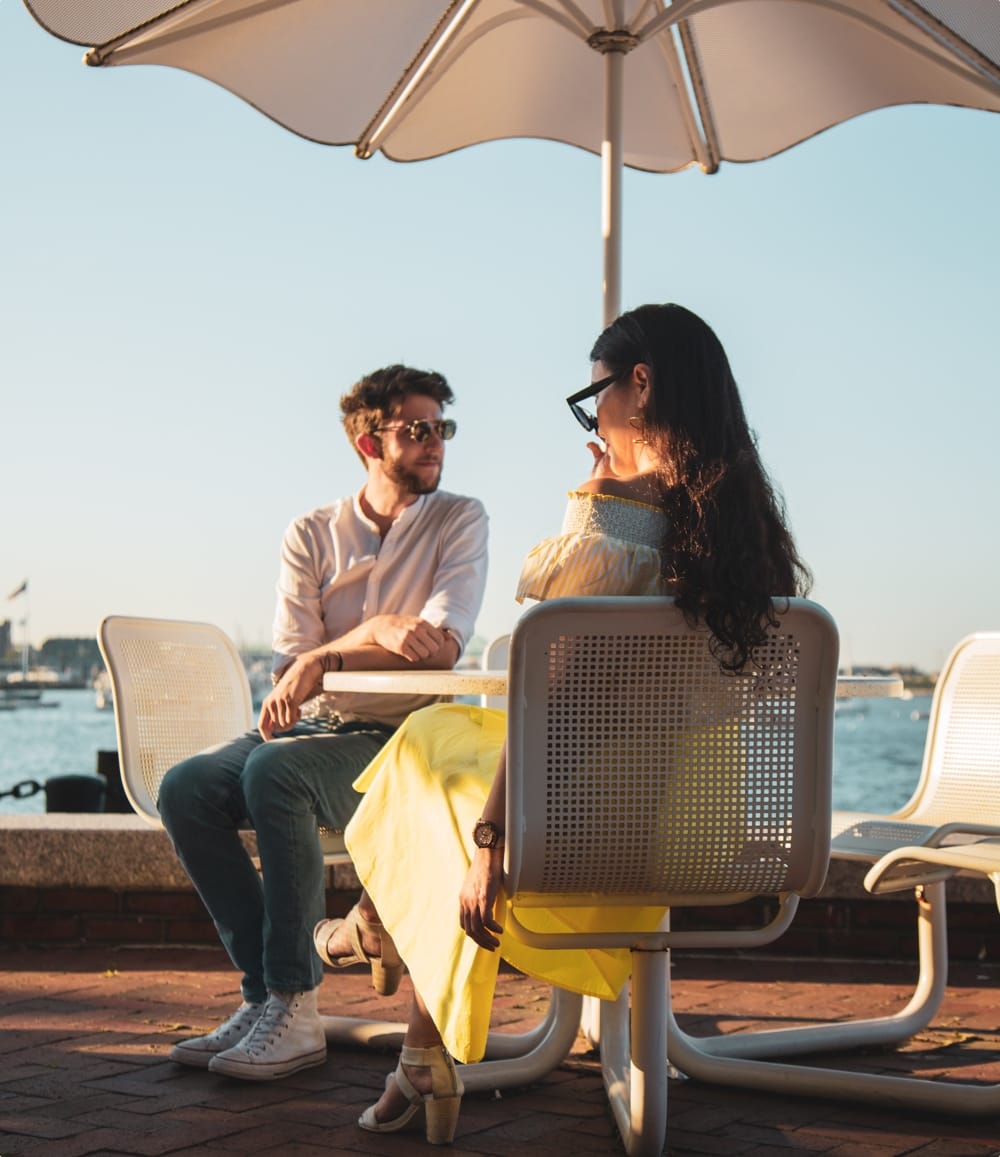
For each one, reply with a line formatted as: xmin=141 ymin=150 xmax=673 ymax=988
xmin=400 ymin=1043 xmax=447 ymax=1066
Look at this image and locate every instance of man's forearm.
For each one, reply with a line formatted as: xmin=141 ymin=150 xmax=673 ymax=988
xmin=304 ymin=628 xmax=460 ymax=674
xmin=338 ymin=636 xmax=460 ymax=671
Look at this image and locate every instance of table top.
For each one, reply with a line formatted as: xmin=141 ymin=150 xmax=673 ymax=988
xmin=323 ymin=669 xmax=904 ymax=699
xmin=322 ymin=669 xmax=509 ymax=696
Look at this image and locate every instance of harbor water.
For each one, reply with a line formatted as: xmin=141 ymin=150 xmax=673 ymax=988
xmin=0 ymin=688 xmax=932 ymax=816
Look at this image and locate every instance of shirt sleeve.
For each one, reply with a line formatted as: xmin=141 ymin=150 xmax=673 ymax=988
xmin=270 ymin=515 xmax=327 ymax=676
xmin=415 ymin=498 xmax=489 ymax=656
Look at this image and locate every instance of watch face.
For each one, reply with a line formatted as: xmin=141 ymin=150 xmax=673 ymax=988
xmin=474 ymin=821 xmax=496 ymax=848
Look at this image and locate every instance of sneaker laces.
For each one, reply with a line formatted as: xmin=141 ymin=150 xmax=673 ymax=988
xmin=215 ymin=1002 xmax=262 ymax=1043
xmin=239 ymin=993 xmax=295 ymax=1057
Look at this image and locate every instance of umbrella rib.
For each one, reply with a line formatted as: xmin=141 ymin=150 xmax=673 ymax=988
xmin=637 ymin=0 xmax=1000 ymax=107
xmin=517 ymin=0 xmax=594 ymax=37
xmin=360 ymin=0 xmax=595 ymax=158
xmin=889 ymin=0 xmax=1000 ymax=88
xmin=86 ymin=0 xmax=297 ymax=66
xmin=676 ymin=21 xmax=720 ymax=173
xmin=357 ymin=0 xmax=478 ymax=158
xmin=645 ymin=18 xmax=715 ymax=173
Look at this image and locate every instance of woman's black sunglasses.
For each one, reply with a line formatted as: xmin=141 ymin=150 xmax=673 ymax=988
xmin=565 ymin=372 xmax=623 ymax=433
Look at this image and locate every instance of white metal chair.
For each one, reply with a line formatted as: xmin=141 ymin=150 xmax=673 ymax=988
xmin=96 ymin=615 xmax=348 ymax=859
xmin=480 ymin=632 xmax=510 ymax=710
xmin=498 ymin=595 xmax=838 ymax=1156
xmin=680 ymin=631 xmax=1000 ymax=1116
xmin=94 ymin=616 xmax=582 ymax=1081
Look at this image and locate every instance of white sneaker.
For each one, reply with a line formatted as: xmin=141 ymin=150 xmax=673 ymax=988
xmin=208 ymin=988 xmax=327 ymax=1081
xmin=169 ymin=1001 xmax=264 ymax=1069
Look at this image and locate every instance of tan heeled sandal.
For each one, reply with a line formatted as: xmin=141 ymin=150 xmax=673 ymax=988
xmin=358 ymin=1044 xmax=464 ymax=1144
xmin=312 ymin=905 xmax=404 ymax=996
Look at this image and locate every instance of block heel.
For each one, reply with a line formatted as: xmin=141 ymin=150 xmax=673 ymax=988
xmin=313 ymin=905 xmax=404 ymax=996
xmin=358 ymin=1043 xmax=464 ymax=1144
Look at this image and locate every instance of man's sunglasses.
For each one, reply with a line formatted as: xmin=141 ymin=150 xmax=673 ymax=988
xmin=375 ymin=419 xmax=457 ymax=443
xmin=565 ymin=372 xmax=624 ymax=433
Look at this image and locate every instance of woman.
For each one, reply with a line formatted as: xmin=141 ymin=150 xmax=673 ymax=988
xmin=316 ymin=303 xmax=811 ymax=1144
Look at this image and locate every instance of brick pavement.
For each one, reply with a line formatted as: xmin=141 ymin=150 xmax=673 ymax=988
xmin=2 ymin=948 xmax=1000 ymax=1156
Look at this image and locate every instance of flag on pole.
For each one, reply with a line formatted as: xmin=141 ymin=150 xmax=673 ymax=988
xmin=6 ymin=580 xmax=27 ymax=601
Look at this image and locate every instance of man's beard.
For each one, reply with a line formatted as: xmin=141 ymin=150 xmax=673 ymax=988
xmin=382 ymin=456 xmax=442 ymax=495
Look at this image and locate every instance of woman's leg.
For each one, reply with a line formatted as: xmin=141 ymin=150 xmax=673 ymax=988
xmin=365 ymin=987 xmax=449 ymax=1124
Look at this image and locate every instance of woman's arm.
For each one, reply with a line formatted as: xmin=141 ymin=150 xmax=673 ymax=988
xmin=459 ymin=742 xmax=507 ymax=951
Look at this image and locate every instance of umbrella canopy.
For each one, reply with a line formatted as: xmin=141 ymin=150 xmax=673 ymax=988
xmin=23 ymin=0 xmax=1000 ymax=323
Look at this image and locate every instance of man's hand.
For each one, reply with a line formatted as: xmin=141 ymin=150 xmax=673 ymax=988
xmin=258 ymin=653 xmax=323 ymax=740
xmin=459 ymin=847 xmax=505 ymax=951
xmin=367 ymin=615 xmax=450 ymax=663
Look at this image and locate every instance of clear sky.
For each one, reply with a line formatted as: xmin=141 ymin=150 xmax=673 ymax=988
xmin=3 ymin=2 xmax=998 ymax=672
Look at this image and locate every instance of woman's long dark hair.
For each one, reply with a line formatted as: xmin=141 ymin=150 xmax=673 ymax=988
xmin=591 ymin=304 xmax=811 ymax=670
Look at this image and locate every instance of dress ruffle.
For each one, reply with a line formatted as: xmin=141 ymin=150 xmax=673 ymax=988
xmin=516 ymin=491 xmax=669 ymax=602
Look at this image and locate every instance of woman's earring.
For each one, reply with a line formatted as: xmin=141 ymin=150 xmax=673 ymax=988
xmin=628 ymin=415 xmax=647 ymax=445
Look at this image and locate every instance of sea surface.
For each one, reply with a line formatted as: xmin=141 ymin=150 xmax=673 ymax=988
xmin=0 ymin=688 xmax=933 ymax=816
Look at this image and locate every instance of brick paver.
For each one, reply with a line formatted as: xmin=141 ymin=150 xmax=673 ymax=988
xmin=1 ymin=948 xmax=999 ymax=1156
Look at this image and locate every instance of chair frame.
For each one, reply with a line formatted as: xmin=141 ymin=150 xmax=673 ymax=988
xmin=677 ymin=630 xmax=1000 ymax=1115
xmin=98 ymin=615 xmax=585 ymax=1087
xmin=498 ymin=595 xmax=838 ymax=1155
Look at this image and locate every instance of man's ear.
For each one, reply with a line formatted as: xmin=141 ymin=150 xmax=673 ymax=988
xmin=356 ymin=433 xmax=382 ymax=461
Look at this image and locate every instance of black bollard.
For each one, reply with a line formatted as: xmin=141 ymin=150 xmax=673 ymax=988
xmin=96 ymin=749 xmax=132 ymax=813
xmin=45 ymin=774 xmax=106 ymax=813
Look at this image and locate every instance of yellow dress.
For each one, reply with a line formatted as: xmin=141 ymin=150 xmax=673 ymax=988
xmin=345 ymin=491 xmax=670 ymax=1063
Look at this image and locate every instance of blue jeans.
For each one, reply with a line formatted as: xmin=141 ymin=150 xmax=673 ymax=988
xmin=158 ymin=719 xmax=392 ymax=1003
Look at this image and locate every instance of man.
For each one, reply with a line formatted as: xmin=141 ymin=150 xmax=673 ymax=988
xmin=158 ymin=365 xmax=488 ymax=1081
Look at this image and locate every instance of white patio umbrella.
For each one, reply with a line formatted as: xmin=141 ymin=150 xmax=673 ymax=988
xmin=22 ymin=0 xmax=1000 ymax=325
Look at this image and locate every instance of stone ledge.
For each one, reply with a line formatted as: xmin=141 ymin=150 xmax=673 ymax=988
xmin=0 ymin=814 xmax=360 ymax=891
xmin=0 ymin=815 xmax=993 ymax=904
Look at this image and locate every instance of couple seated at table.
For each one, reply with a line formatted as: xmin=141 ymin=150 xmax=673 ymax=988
xmin=160 ymin=303 xmax=810 ymax=1145
xmin=316 ymin=302 xmax=811 ymax=1143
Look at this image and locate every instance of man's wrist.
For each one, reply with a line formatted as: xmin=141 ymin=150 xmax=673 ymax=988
xmin=320 ymin=651 xmax=343 ymax=674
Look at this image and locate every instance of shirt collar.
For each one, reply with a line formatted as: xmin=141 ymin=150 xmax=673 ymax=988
xmin=352 ymin=489 xmax=428 ymax=536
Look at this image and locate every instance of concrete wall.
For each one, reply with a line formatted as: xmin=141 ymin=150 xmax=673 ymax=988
xmin=2 ymin=814 xmax=999 ymax=960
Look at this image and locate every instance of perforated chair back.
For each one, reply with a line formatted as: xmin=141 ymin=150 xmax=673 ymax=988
xmin=897 ymin=631 xmax=1000 ymax=827
xmin=504 ymin=597 xmax=838 ymax=913
xmin=97 ymin=616 xmax=254 ymax=826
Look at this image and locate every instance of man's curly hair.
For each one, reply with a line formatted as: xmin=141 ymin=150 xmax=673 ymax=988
xmin=341 ymin=365 xmax=454 ymax=462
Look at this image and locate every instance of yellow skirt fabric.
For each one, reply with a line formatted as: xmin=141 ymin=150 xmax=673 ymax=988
xmin=345 ymin=702 xmax=665 ymax=1063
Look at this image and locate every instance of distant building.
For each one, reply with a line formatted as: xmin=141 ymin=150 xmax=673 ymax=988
xmin=37 ymin=637 xmax=104 ymax=684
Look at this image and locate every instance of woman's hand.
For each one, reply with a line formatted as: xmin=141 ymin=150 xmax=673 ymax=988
xmin=258 ymin=653 xmax=323 ymax=740
xmin=587 ymin=439 xmax=620 ymax=480
xmin=459 ymin=847 xmax=505 ymax=950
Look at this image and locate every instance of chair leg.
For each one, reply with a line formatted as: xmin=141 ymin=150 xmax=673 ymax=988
xmin=320 ymin=986 xmax=583 ymax=1092
xmin=600 ymin=950 xmax=669 ymax=1157
xmin=675 ymin=880 xmax=948 ymax=1062
xmin=666 ymin=999 xmax=1000 ymax=1115
xmin=663 ymin=881 xmax=1000 ymax=1117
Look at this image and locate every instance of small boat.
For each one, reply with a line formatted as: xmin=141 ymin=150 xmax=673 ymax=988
xmin=94 ymin=671 xmax=112 ymax=711
xmin=0 ymin=685 xmax=43 ymax=703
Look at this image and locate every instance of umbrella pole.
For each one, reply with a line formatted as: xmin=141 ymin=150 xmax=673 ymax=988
xmin=601 ymin=46 xmax=625 ymax=329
